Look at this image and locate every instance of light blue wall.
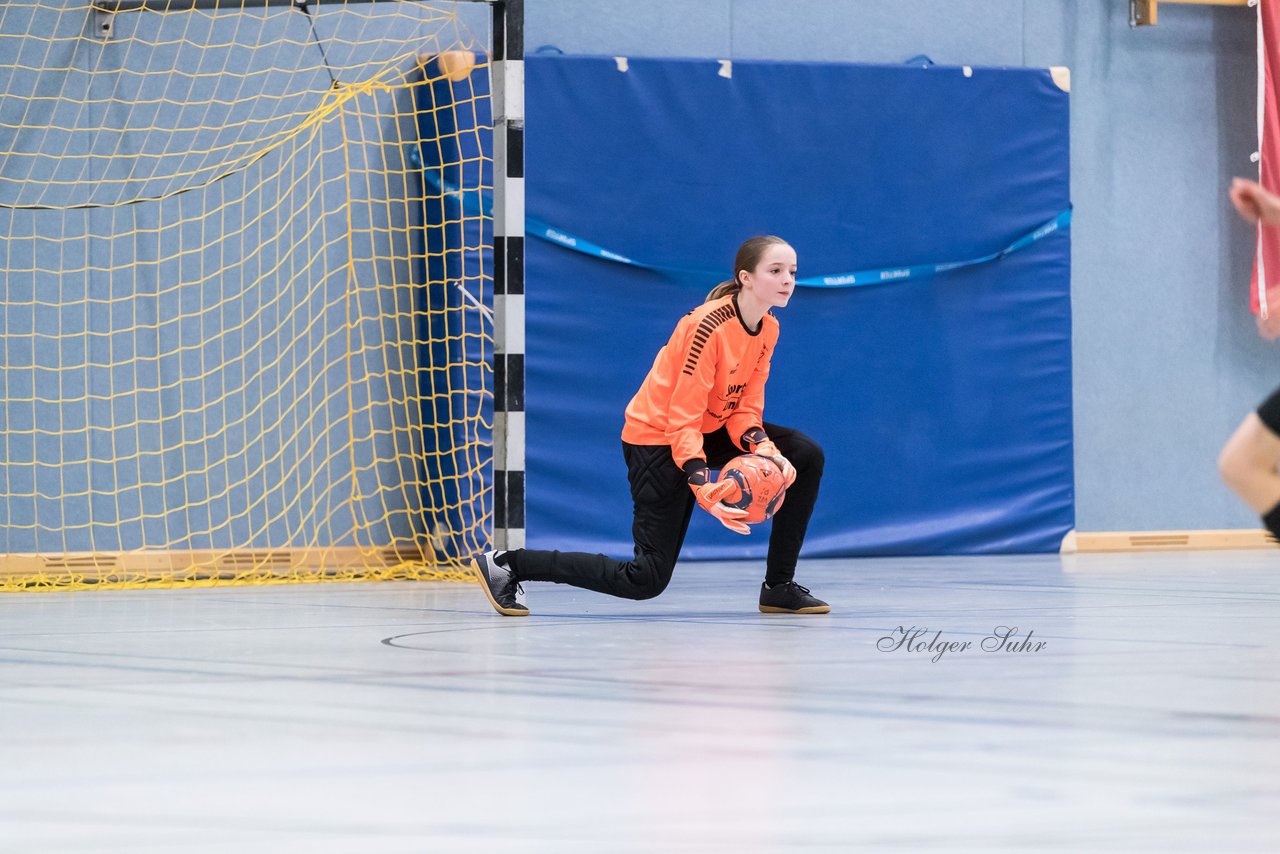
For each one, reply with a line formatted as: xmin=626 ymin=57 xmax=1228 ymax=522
xmin=527 ymin=0 xmax=1270 ymax=532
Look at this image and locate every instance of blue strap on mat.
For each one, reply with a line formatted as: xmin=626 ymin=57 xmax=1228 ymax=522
xmin=421 ymin=167 xmax=1071 ymax=289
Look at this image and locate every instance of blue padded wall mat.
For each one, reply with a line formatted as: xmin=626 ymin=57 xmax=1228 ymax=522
xmin=526 ymin=55 xmax=1070 ymax=556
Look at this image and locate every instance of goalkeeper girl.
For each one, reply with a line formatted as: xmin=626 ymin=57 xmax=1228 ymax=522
xmin=472 ymin=235 xmax=829 ymax=616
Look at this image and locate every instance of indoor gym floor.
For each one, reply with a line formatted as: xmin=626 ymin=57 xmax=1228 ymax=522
xmin=1 ymin=552 xmax=1277 ymax=852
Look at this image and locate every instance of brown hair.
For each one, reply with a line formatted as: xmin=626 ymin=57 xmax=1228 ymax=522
xmin=705 ymin=235 xmax=792 ymax=302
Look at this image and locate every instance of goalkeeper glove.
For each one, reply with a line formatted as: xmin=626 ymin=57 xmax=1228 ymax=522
xmin=685 ymin=463 xmax=750 ymax=535
xmin=740 ymin=428 xmax=797 ymax=489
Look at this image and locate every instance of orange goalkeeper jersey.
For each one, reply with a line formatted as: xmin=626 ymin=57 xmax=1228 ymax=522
xmin=622 ymin=293 xmax=779 ymax=469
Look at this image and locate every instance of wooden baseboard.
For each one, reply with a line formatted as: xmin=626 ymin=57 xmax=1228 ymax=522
xmin=1061 ymin=529 xmax=1279 ymax=554
xmin=0 ymin=544 xmax=473 ymax=590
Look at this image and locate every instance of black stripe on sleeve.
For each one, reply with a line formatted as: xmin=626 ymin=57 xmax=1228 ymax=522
xmin=680 ymin=305 xmax=737 ymax=376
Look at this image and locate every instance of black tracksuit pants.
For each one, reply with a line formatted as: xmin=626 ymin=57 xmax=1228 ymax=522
xmin=504 ymin=423 xmax=824 ymax=599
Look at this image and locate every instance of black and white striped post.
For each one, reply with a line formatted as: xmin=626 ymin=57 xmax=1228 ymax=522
xmin=492 ymin=0 xmax=525 ymax=550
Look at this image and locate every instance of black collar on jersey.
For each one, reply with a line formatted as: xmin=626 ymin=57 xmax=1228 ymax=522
xmin=731 ymin=293 xmax=765 ymax=336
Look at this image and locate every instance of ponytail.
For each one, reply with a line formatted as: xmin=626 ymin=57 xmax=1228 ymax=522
xmin=704 ymin=279 xmax=741 ymax=302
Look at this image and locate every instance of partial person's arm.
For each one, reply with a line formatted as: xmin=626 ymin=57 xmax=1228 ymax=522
xmin=1230 ymin=178 xmax=1280 ymax=340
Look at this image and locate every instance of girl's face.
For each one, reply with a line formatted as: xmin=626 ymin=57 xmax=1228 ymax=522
xmin=741 ymin=243 xmax=797 ymax=309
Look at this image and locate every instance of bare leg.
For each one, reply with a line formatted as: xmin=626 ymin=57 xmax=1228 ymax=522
xmin=1218 ymin=413 xmax=1280 ymax=514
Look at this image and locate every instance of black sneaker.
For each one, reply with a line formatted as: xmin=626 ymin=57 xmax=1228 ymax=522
xmin=759 ymin=581 xmax=830 ymax=614
xmin=472 ymin=550 xmax=528 ymax=616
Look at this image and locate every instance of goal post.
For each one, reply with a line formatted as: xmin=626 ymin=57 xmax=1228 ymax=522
xmin=490 ymin=0 xmax=525 ymax=552
xmin=0 ymin=0 xmax=522 ymax=589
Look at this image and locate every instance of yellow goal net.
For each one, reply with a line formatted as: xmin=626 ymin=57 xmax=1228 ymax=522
xmin=0 ymin=1 xmax=496 ymax=589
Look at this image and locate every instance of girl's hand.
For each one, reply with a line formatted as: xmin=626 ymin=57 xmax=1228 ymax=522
xmin=753 ymin=440 xmax=797 ymax=489
xmin=687 ymin=468 xmax=751 ymax=535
